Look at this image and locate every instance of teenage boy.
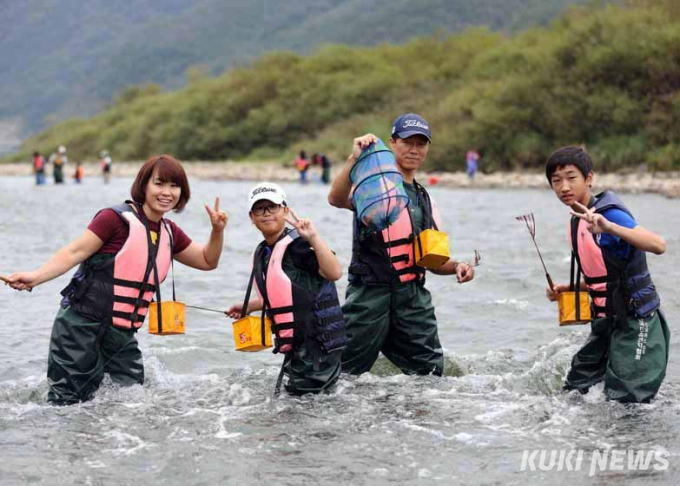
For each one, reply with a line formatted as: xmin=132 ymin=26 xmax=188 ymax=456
xmin=545 ymin=146 xmax=670 ymax=403
xmin=227 ymin=183 xmax=347 ymax=394
xmin=328 ymin=113 xmax=475 ymax=376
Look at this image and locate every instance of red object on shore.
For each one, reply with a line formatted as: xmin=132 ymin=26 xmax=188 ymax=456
xmin=429 ymin=176 xmax=439 ymax=185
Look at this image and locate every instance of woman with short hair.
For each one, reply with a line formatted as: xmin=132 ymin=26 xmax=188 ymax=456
xmin=5 ymin=154 xmax=228 ymax=405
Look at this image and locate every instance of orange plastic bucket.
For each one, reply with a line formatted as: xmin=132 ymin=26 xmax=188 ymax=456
xmin=232 ymin=315 xmax=272 ymax=352
xmin=148 ymin=301 xmax=186 ymax=335
xmin=558 ymin=292 xmax=591 ymax=326
xmin=415 ymin=229 xmax=451 ymax=269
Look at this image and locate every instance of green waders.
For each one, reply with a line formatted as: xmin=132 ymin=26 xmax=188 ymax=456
xmin=53 ymin=164 xmax=64 ymax=184
xmin=284 ymin=345 xmax=342 ymax=396
xmin=47 ymin=306 xmax=144 ymax=405
xmin=341 ymin=282 xmax=443 ymax=376
xmin=565 ymin=309 xmax=670 ymax=403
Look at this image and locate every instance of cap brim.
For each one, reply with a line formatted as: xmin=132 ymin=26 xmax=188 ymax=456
xmin=249 ymin=195 xmax=286 ymax=210
xmin=396 ymin=130 xmax=431 ymax=141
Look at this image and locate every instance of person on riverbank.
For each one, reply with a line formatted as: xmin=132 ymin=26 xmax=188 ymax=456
xmin=99 ymin=150 xmax=112 ymax=184
xmin=49 ymin=145 xmax=67 ymax=184
xmin=328 ymin=113 xmax=475 ymax=376
xmin=545 ymin=145 xmax=670 ymax=403
xmin=466 ymin=149 xmax=479 ymax=181
xmin=5 ymin=154 xmax=228 ymax=405
xmin=226 ymin=182 xmax=346 ymax=394
xmin=32 ymin=151 xmax=45 ymax=185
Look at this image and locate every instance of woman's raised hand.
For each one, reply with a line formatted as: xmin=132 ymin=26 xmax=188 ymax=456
xmin=205 ymin=197 xmax=228 ymax=232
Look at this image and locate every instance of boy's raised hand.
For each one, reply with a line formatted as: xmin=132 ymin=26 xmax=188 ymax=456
xmin=570 ymin=201 xmax=611 ymax=234
xmin=285 ymin=208 xmax=317 ymax=242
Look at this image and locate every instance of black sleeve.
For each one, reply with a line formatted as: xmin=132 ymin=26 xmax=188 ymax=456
xmin=287 ymin=238 xmax=321 ymax=275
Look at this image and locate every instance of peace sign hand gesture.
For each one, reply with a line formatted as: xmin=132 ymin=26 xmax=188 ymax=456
xmin=570 ymin=201 xmax=611 ymax=235
xmin=285 ymin=208 xmax=317 ymax=242
xmin=205 ymin=197 xmax=229 ymax=232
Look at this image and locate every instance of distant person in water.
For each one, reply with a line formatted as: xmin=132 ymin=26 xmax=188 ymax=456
xmin=312 ymin=153 xmax=332 ymax=185
xmin=49 ymin=145 xmax=67 ymax=184
xmin=99 ymin=150 xmax=112 ymax=184
xmin=73 ymin=161 xmax=84 ymax=184
xmin=4 ymin=154 xmax=228 ymax=405
xmin=295 ymin=150 xmax=310 ymax=184
xmin=32 ymin=151 xmax=46 ymax=185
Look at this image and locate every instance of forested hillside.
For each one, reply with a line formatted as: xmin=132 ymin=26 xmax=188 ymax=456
xmin=12 ymin=3 xmax=679 ymax=172
xmin=0 ymin=0 xmax=593 ymax=137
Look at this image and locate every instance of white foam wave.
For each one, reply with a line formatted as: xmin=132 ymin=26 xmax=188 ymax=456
xmin=488 ymin=298 xmax=529 ymax=310
xmin=103 ymin=430 xmax=150 ymax=457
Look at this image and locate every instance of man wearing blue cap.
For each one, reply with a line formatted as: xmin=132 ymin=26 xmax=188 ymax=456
xmin=328 ymin=113 xmax=475 ymax=376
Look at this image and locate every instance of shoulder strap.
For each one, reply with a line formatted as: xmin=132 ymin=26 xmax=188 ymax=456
xmin=415 ymin=181 xmax=438 ymax=231
xmin=139 ymin=207 xmax=163 ymax=332
xmin=251 ymin=241 xmax=273 ymax=347
xmin=161 ymin=219 xmax=175 ymax=301
xmin=569 ymin=216 xmax=585 ymax=320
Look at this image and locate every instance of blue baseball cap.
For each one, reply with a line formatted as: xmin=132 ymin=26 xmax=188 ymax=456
xmin=391 ymin=113 xmax=431 ymax=141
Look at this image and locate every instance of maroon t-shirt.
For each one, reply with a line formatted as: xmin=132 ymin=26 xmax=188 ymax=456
xmin=87 ymin=208 xmax=192 ymax=255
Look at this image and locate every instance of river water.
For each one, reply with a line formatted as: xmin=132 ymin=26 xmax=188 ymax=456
xmin=0 ymin=175 xmax=678 ymax=485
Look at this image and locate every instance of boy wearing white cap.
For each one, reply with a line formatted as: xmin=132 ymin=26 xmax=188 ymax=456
xmin=227 ymin=182 xmax=347 ymax=394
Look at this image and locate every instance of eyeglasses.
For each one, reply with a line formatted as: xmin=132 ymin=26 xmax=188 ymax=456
xmin=251 ymin=204 xmax=282 ymax=216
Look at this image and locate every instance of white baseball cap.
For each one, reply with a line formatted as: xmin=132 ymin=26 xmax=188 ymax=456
xmin=248 ymin=182 xmax=287 ymax=211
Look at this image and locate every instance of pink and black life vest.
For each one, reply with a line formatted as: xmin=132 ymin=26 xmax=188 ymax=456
xmin=61 ymin=202 xmax=173 ymax=330
xmin=33 ymin=155 xmax=44 ymax=171
xmin=569 ymin=191 xmax=660 ymax=321
xmin=252 ymin=229 xmax=347 ymax=363
xmin=349 ymin=181 xmax=442 ymax=285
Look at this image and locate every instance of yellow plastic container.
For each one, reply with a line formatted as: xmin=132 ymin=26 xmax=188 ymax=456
xmin=232 ymin=315 xmax=273 ymax=352
xmin=148 ymin=301 xmax=186 ymax=335
xmin=557 ymin=292 xmax=592 ymax=326
xmin=415 ymin=229 xmax=451 ymax=269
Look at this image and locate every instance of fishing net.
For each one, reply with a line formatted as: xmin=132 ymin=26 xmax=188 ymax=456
xmin=350 ymin=138 xmax=410 ymax=232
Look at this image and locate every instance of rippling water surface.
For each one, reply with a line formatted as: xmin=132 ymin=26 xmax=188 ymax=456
xmin=1 ymin=175 xmax=679 ymax=485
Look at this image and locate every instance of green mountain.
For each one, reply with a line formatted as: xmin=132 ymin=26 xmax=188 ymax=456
xmin=1 ymin=0 xmax=593 ymax=140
